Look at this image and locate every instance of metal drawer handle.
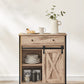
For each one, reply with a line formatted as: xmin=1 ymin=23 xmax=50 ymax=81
xmin=31 ymin=39 xmax=34 ymax=42
xmin=52 ymin=39 xmax=55 ymax=41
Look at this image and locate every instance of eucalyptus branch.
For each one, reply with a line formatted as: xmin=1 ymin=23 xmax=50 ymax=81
xmin=46 ymin=5 xmax=66 ymax=20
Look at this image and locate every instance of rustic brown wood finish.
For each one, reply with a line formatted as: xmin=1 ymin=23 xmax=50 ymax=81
xmin=19 ymin=33 xmax=66 ymax=84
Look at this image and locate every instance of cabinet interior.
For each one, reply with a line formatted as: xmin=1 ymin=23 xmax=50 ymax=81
xmin=22 ymin=49 xmax=42 ymax=83
xmin=22 ymin=49 xmax=42 ymax=64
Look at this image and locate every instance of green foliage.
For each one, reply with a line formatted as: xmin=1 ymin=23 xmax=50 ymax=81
xmin=53 ymin=5 xmax=56 ymax=7
xmin=46 ymin=5 xmax=66 ymax=20
xmin=51 ymin=8 xmax=54 ymax=10
xmin=50 ymin=15 xmax=54 ymax=19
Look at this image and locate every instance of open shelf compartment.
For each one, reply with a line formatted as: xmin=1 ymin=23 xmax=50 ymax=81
xmin=22 ymin=49 xmax=42 ymax=64
xmin=22 ymin=66 xmax=42 ymax=83
xmin=22 ymin=49 xmax=42 ymax=83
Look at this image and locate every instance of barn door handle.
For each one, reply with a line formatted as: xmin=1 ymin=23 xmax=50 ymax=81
xmin=61 ymin=46 xmax=64 ymax=54
xmin=43 ymin=46 xmax=45 ymax=54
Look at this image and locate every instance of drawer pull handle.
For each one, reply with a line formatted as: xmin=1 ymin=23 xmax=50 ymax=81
xmin=31 ymin=39 xmax=34 ymax=42
xmin=52 ymin=39 xmax=55 ymax=41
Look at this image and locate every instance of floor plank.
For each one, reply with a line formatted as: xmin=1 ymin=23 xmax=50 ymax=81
xmin=0 ymin=81 xmax=84 ymax=84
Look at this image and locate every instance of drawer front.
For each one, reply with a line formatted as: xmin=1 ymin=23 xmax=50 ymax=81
xmin=21 ymin=36 xmax=65 ymax=45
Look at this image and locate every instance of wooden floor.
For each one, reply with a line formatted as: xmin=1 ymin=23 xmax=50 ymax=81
xmin=0 ymin=81 xmax=84 ymax=84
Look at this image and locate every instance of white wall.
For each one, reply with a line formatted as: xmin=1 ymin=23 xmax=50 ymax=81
xmin=0 ymin=0 xmax=84 ymax=81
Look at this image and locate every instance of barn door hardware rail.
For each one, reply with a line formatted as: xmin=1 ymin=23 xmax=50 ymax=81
xmin=22 ymin=45 xmax=64 ymax=54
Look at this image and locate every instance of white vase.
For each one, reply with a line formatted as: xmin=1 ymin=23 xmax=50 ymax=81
xmin=50 ymin=19 xmax=61 ymax=34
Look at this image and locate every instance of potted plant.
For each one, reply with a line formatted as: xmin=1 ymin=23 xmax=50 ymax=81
xmin=46 ymin=5 xmax=66 ymax=33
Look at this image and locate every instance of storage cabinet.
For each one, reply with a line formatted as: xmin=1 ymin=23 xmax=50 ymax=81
xmin=19 ymin=33 xmax=66 ymax=84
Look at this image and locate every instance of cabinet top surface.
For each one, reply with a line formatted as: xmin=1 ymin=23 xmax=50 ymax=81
xmin=19 ymin=33 xmax=66 ymax=36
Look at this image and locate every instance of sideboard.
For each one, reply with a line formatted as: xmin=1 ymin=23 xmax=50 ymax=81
xmin=19 ymin=33 xmax=66 ymax=84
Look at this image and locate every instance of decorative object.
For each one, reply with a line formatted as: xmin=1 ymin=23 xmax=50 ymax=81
xmin=49 ymin=19 xmax=61 ymax=33
xmin=31 ymin=70 xmax=41 ymax=82
xmin=46 ymin=5 xmax=66 ymax=33
xmin=26 ymin=28 xmax=35 ymax=34
xmin=34 ymin=70 xmax=41 ymax=81
xmin=39 ymin=27 xmax=45 ymax=34
xmin=31 ymin=71 xmax=37 ymax=82
xmin=24 ymin=70 xmax=31 ymax=82
xmin=24 ymin=54 xmax=40 ymax=64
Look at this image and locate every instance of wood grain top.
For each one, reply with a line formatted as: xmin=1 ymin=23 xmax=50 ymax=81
xmin=19 ymin=33 xmax=66 ymax=36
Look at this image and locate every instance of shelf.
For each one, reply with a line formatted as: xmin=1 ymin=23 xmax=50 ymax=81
xmin=22 ymin=63 xmax=42 ymax=67
xmin=22 ymin=81 xmax=42 ymax=84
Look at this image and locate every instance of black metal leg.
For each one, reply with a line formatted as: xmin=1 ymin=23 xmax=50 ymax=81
xmin=19 ymin=36 xmax=20 ymax=84
xmin=65 ymin=36 xmax=67 ymax=84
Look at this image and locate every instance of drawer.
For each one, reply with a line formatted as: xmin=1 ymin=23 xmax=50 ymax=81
xmin=21 ymin=36 xmax=65 ymax=45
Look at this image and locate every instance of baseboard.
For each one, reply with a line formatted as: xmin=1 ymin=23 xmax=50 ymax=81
xmin=0 ymin=75 xmax=19 ymax=81
xmin=67 ymin=75 xmax=84 ymax=81
xmin=0 ymin=75 xmax=84 ymax=81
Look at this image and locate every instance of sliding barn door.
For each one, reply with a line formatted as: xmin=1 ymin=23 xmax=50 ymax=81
xmin=45 ymin=49 xmax=65 ymax=83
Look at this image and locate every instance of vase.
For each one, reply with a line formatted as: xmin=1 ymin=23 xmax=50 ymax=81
xmin=49 ymin=19 xmax=61 ymax=34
